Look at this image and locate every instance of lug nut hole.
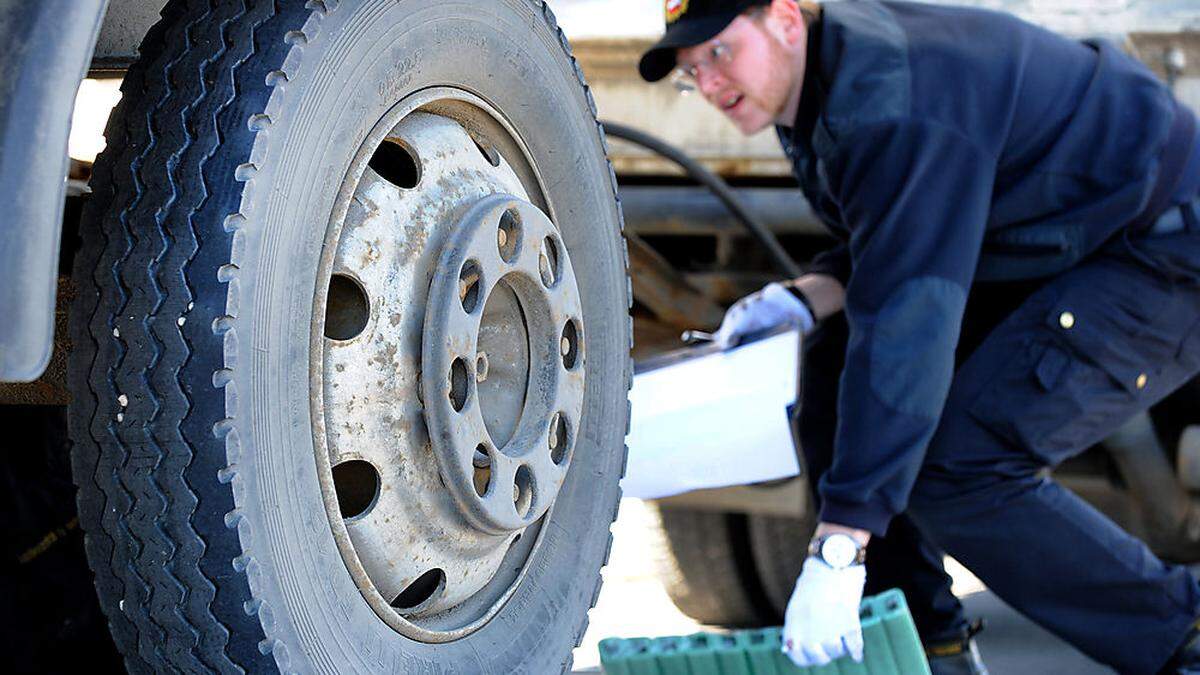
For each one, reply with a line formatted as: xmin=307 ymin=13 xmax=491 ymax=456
xmin=539 ymin=235 xmax=560 ymax=288
xmin=514 ymin=466 xmax=534 ymax=518
xmin=449 ymin=357 xmax=471 ymax=412
xmin=369 ymin=139 xmax=420 ymax=189
xmin=324 ymin=274 xmax=370 ymax=341
xmin=475 ymin=351 xmax=489 ymax=382
xmin=459 ymin=260 xmax=482 ymax=314
xmin=391 ymin=568 xmax=445 ymax=611
xmin=331 ymin=459 xmax=380 ymax=519
xmin=498 ymin=208 xmax=522 ymax=263
xmin=549 ymin=412 xmax=569 ymax=465
xmin=561 ymin=320 xmax=580 ymax=370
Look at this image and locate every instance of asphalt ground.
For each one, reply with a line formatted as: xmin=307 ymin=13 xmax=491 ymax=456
xmin=572 ymin=498 xmax=1117 ymax=674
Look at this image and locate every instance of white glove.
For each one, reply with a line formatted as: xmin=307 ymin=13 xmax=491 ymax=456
xmin=712 ymin=282 xmax=815 ymax=349
xmin=781 ymin=557 xmax=867 ymax=667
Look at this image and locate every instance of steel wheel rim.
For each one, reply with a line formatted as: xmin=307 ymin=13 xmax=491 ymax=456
xmin=309 ymin=87 xmax=583 ymax=642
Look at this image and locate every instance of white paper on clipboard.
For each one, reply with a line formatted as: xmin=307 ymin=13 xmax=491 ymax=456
xmin=620 ymin=329 xmax=802 ymax=500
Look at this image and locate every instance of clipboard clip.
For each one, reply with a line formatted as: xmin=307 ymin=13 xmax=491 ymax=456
xmin=680 ymin=330 xmax=715 ymax=345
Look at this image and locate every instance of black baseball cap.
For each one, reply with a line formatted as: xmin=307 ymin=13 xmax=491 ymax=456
xmin=638 ymin=0 xmax=770 ymax=82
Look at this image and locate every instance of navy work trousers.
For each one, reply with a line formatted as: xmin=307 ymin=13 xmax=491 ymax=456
xmin=796 ymin=196 xmax=1200 ymax=674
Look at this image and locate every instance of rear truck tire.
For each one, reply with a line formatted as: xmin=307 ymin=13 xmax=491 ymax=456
xmin=67 ymin=1 xmax=632 ymax=672
xmin=649 ymin=505 xmax=814 ymax=627
xmin=746 ymin=513 xmax=814 ymax=619
xmin=648 ymin=505 xmax=774 ymax=627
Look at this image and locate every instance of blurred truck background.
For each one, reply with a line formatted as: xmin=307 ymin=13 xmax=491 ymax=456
xmin=4 ymin=1 xmax=1200 ymax=671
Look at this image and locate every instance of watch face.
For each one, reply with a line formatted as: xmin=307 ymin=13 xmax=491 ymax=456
xmin=821 ymin=534 xmax=859 ymax=568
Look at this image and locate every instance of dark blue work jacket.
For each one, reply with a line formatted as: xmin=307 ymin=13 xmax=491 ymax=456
xmin=776 ymin=0 xmax=1200 ymax=535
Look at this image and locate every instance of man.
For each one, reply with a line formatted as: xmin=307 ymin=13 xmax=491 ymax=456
xmin=638 ymin=1 xmax=1200 ymax=673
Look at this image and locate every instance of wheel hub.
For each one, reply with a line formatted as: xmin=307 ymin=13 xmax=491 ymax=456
xmin=422 ymin=195 xmax=585 ymax=533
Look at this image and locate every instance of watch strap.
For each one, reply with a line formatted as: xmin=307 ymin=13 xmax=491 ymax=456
xmin=784 ymin=283 xmax=817 ymax=320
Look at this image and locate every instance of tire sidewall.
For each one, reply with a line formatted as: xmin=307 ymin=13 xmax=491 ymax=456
xmin=227 ymin=1 xmax=627 ymax=670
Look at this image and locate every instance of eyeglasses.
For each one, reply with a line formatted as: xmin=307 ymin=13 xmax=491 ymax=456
xmin=670 ymin=40 xmax=733 ymax=94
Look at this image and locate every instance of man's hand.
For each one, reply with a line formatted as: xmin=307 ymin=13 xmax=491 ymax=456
xmin=781 ymin=557 xmax=867 ymax=666
xmin=712 ymin=282 xmax=814 ymax=349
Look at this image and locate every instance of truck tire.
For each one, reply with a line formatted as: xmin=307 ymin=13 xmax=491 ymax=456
xmin=746 ymin=513 xmax=814 ymax=620
xmin=67 ymin=1 xmax=631 ymax=672
xmin=648 ymin=505 xmax=773 ymax=627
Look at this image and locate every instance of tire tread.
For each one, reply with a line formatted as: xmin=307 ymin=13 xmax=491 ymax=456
xmin=68 ymin=1 xmax=316 ymax=672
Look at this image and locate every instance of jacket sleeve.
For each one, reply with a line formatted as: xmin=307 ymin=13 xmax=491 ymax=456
xmin=805 ymin=242 xmax=851 ymax=286
xmin=817 ymin=119 xmax=996 ymax=536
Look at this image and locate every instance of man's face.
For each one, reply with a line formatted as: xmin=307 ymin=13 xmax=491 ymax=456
xmin=676 ymin=13 xmax=799 ymax=135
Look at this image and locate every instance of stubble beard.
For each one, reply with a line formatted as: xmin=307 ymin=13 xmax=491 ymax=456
xmin=736 ymin=36 xmax=795 ymax=135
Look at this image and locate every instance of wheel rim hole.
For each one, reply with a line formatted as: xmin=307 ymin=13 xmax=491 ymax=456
xmin=472 ymin=135 xmax=501 ymax=167
xmin=514 ymin=466 xmax=533 ymax=517
xmin=449 ymin=357 xmax=471 ymax=412
xmin=324 ymin=274 xmax=370 ymax=341
xmin=549 ymin=412 xmax=569 ymax=465
xmin=390 ymin=568 xmax=445 ymax=611
xmin=369 ymin=139 xmax=420 ymax=189
xmin=539 ymin=236 xmax=560 ymax=288
xmin=498 ymin=209 xmax=522 ymax=263
xmin=560 ymin=320 xmax=580 ymax=370
xmin=459 ymin=260 xmax=482 ymax=314
xmin=473 ymin=444 xmax=492 ymax=497
xmin=331 ymin=460 xmax=380 ymax=519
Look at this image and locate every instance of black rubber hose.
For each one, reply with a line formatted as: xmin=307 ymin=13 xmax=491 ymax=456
xmin=600 ymin=120 xmax=803 ymax=278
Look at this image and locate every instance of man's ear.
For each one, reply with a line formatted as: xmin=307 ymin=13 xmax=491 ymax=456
xmin=766 ymin=0 xmax=806 ymax=45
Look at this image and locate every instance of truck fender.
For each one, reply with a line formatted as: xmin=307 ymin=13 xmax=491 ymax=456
xmin=0 ymin=0 xmax=108 ymax=382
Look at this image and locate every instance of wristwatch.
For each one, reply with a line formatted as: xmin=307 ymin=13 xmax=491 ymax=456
xmin=808 ymin=533 xmax=867 ymax=569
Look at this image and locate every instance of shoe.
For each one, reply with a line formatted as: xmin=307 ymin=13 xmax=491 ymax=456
xmin=926 ymin=621 xmax=988 ymax=675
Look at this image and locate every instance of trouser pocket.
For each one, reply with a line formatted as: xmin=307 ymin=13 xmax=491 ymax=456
xmin=966 ymin=275 xmax=1179 ymax=466
xmin=968 ymin=337 xmax=1133 ymax=464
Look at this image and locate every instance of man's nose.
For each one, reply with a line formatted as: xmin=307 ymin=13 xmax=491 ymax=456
xmin=697 ymin=69 xmax=725 ymax=101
